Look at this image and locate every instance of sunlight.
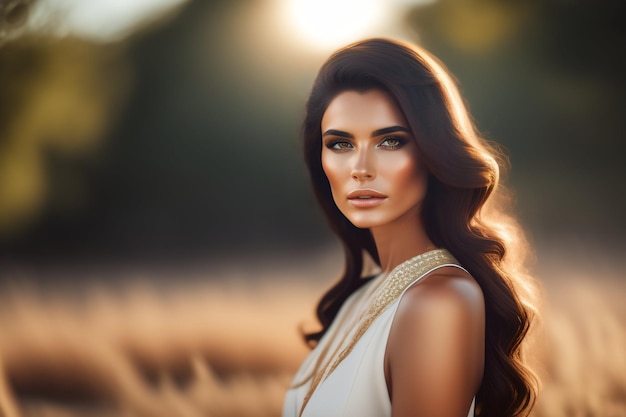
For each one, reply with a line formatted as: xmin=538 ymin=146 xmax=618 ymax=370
xmin=287 ymin=0 xmax=383 ymax=50
xmin=28 ymin=0 xmax=189 ymax=42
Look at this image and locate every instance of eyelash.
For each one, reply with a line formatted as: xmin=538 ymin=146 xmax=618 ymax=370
xmin=379 ymin=137 xmax=404 ymax=149
xmin=326 ymin=141 xmax=353 ymax=151
xmin=325 ymin=137 xmax=406 ymax=152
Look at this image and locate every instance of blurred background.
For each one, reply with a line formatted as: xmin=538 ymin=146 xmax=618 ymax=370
xmin=0 ymin=0 xmax=624 ymax=416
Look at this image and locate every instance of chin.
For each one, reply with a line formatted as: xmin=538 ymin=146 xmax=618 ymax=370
xmin=344 ymin=214 xmax=387 ymax=230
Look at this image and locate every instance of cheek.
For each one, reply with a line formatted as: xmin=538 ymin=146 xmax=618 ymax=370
xmin=321 ymin=153 xmax=342 ymax=188
xmin=382 ymin=152 xmax=427 ymax=200
xmin=321 ymin=153 xmax=343 ymax=202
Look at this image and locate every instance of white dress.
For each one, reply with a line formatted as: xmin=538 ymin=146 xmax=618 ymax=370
xmin=283 ymin=249 xmax=476 ymax=417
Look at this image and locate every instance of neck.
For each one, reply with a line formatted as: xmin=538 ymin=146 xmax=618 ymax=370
xmin=370 ymin=210 xmax=435 ymax=273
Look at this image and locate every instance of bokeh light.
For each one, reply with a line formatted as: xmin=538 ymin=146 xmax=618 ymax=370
xmin=27 ymin=0 xmax=188 ymax=42
xmin=286 ymin=0 xmax=384 ymax=49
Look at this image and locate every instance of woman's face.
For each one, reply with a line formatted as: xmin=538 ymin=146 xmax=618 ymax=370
xmin=321 ymin=89 xmax=428 ymax=230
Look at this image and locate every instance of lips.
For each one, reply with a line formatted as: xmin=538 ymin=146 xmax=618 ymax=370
xmin=347 ymin=189 xmax=387 ymax=208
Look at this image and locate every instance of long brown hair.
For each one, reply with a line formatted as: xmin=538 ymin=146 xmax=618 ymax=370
xmin=302 ymin=38 xmax=538 ymax=417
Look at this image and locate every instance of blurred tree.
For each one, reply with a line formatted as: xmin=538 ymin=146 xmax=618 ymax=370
xmin=1 ymin=0 xmax=327 ymax=265
xmin=407 ymin=0 xmax=626 ymax=238
xmin=0 ymin=37 xmax=129 ymax=238
xmin=1 ymin=0 xmax=624 ymax=268
xmin=0 ymin=0 xmax=33 ymax=43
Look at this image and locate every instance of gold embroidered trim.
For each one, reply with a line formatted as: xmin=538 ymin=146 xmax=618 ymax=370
xmin=299 ymin=248 xmax=458 ymax=417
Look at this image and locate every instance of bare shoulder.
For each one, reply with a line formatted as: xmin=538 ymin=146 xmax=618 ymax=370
xmin=396 ymin=266 xmax=485 ymax=322
xmin=385 ymin=267 xmax=485 ymax=416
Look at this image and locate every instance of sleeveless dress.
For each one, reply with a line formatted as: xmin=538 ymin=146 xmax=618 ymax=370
xmin=283 ymin=249 xmax=476 ymax=417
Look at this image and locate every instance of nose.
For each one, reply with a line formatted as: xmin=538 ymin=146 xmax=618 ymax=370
xmin=351 ymin=148 xmax=375 ymax=181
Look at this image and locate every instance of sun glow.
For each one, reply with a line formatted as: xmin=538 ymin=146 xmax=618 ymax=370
xmin=287 ymin=0 xmax=383 ymax=50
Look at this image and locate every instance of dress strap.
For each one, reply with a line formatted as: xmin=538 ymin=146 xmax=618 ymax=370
xmin=299 ymin=248 xmax=460 ymax=417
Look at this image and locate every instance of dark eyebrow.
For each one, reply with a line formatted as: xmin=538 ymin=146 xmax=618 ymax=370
xmin=322 ymin=129 xmax=353 ymax=138
xmin=322 ymin=126 xmax=411 ymax=139
xmin=322 ymin=126 xmax=411 ymax=140
xmin=371 ymin=126 xmax=411 ymax=136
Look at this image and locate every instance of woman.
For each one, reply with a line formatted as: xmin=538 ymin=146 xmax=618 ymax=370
xmin=283 ymin=39 xmax=538 ymax=417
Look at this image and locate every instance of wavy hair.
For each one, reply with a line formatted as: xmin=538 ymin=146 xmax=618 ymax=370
xmin=302 ymin=39 xmax=539 ymax=417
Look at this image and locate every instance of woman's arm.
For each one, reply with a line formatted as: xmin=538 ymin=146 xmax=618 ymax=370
xmin=385 ymin=268 xmax=485 ymax=417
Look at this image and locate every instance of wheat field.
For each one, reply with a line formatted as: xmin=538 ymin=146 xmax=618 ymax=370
xmin=0 ymin=245 xmax=624 ymax=417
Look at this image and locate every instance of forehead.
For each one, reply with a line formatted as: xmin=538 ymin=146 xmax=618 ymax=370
xmin=321 ymin=89 xmax=408 ymax=131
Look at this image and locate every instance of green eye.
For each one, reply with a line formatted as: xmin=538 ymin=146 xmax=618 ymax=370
xmin=327 ymin=141 xmax=353 ymax=151
xmin=379 ymin=137 xmax=404 ymax=149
